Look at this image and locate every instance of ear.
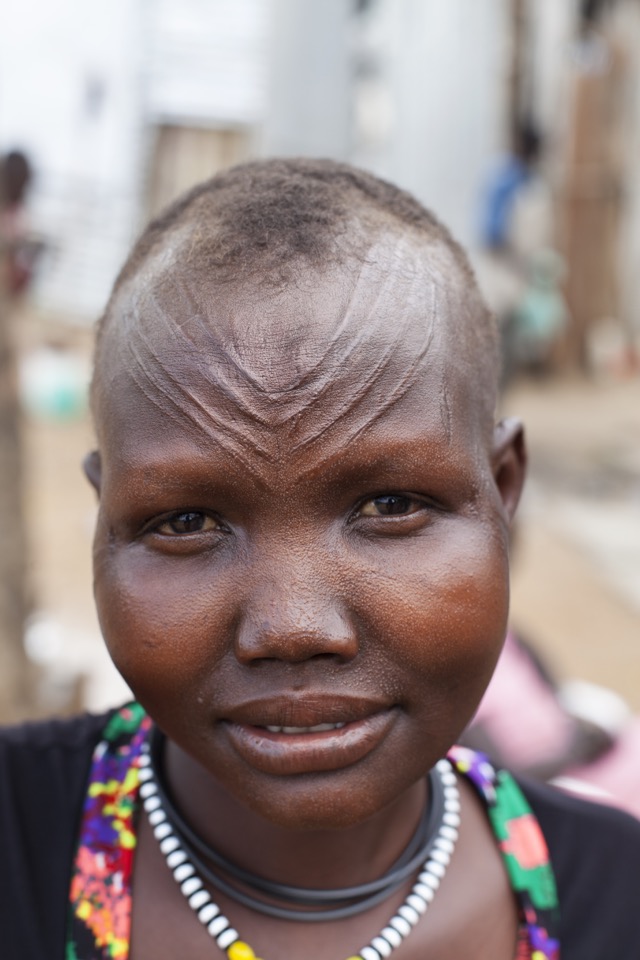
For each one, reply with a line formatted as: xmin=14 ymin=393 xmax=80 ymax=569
xmin=491 ymin=417 xmax=526 ymax=522
xmin=83 ymin=450 xmax=102 ymax=496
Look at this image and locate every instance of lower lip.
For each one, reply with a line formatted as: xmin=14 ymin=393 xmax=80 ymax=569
xmin=223 ymin=710 xmax=397 ymax=776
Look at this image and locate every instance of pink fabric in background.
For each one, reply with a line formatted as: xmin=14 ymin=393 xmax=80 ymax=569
xmin=562 ymin=717 xmax=640 ymax=820
xmin=472 ymin=631 xmax=575 ymax=769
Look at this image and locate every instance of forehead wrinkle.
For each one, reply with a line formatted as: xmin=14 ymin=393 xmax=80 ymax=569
xmin=281 ymin=279 xmax=410 ymax=435
xmin=227 ymin=238 xmax=399 ymax=399
xmin=104 ymin=229 xmax=484 ymax=481
xmin=113 ymin=304 xmax=286 ymax=476
xmin=206 ymin=268 xmax=373 ymax=399
xmin=289 ymin=288 xmax=438 ymax=456
xmin=121 ymin=343 xmax=274 ymax=480
xmin=119 ymin=229 xmax=467 ymax=428
xmin=105 ymin=298 xmax=280 ymax=474
xmin=135 ymin=279 xmax=312 ymax=431
xmin=123 ymin=282 xmax=297 ymax=446
xmin=282 ymin=257 xmax=443 ymax=439
xmin=142 ymin=283 xmax=274 ymax=422
xmin=129 ymin=260 xmax=416 ymax=442
xmin=124 ymin=246 xmax=443 ymax=466
xmin=163 ymin=275 xmax=282 ymax=404
xmin=261 ymin=232 xmax=452 ymax=401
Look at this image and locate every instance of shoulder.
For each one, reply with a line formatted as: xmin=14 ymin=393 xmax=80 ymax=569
xmin=0 ymin=706 xmax=112 ymax=751
xmin=0 ymin=707 xmax=121 ymax=958
xmin=0 ymin=707 xmax=121 ymax=840
xmin=519 ymin=777 xmax=640 ymax=960
xmin=0 ymin=704 xmax=118 ymax=836
xmin=0 ymin=707 xmax=115 ymax=794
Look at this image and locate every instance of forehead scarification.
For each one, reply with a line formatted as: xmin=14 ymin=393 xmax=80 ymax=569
xmin=98 ymin=234 xmax=477 ymax=472
xmin=94 ymin=158 xmax=499 ymax=463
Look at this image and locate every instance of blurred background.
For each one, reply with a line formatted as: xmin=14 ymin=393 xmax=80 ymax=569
xmin=0 ymin=0 xmax=639 ymax=800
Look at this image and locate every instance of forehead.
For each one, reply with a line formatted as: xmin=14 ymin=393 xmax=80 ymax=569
xmin=96 ymin=230 xmax=491 ymax=466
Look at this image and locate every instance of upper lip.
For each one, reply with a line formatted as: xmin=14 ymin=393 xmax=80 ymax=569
xmin=220 ymin=694 xmax=392 ymax=729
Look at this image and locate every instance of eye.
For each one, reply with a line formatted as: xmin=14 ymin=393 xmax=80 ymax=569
xmin=357 ymin=494 xmax=424 ymax=518
xmin=152 ymin=511 xmax=221 ymax=536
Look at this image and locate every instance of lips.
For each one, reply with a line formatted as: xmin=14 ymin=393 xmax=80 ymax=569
xmin=220 ymin=696 xmax=397 ymax=776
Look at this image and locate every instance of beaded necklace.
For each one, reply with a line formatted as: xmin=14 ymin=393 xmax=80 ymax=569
xmin=66 ymin=704 xmax=561 ymax=960
xmin=140 ymin=735 xmax=459 ymax=959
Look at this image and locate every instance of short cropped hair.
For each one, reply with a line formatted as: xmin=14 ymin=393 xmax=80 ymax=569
xmin=95 ymin=157 xmax=498 ymax=415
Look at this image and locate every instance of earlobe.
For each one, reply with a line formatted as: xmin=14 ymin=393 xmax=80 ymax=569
xmin=491 ymin=418 xmax=527 ymax=521
xmin=83 ymin=450 xmax=102 ymax=495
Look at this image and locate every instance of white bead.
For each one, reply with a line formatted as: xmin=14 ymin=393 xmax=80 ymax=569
xmin=139 ymin=782 xmax=157 ymax=799
xmin=426 ymin=860 xmax=446 ymax=878
xmin=433 ymin=835 xmax=456 ymax=853
xmin=380 ymin=924 xmax=402 ymax=950
xmin=138 ymin=753 xmax=151 ymax=766
xmin=440 ymin=825 xmax=458 ymax=842
xmin=435 ymin=759 xmax=451 ymax=773
xmin=198 ymin=903 xmax=220 ymax=925
xmin=143 ymin=796 xmax=161 ymax=812
xmin=381 ymin=927 xmax=402 ymax=948
xmin=159 ymin=836 xmax=180 ymax=855
xmin=390 ymin=915 xmax=412 ymax=937
xmin=138 ymin=767 xmax=153 ymax=781
xmin=360 ymin=947 xmax=381 ymax=960
xmin=414 ymin=883 xmax=435 ymax=902
xmin=166 ymin=850 xmax=187 ymax=868
xmin=407 ymin=893 xmax=428 ymax=914
xmin=147 ymin=809 xmax=166 ymax=826
xmin=398 ymin=904 xmax=420 ymax=926
xmin=443 ymin=812 xmax=461 ymax=827
xmin=434 ymin=837 xmax=455 ymax=855
xmin=181 ymin=876 xmax=202 ymax=897
xmin=153 ymin=823 xmax=173 ymax=841
xmin=431 ymin=849 xmax=450 ymax=866
xmin=444 ymin=799 xmax=460 ymax=814
xmin=371 ymin=936 xmax=393 ymax=958
xmin=418 ymin=871 xmax=440 ymax=889
xmin=189 ymin=889 xmax=210 ymax=910
xmin=207 ymin=915 xmax=229 ymax=937
xmin=217 ymin=928 xmax=239 ymax=950
xmin=173 ymin=863 xmax=195 ymax=883
xmin=444 ymin=786 xmax=458 ymax=799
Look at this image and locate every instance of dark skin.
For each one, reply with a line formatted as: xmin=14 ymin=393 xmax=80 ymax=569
xmin=86 ymin=233 xmax=527 ymax=959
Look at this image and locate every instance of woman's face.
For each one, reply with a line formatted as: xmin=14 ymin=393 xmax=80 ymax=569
xmin=89 ymin=249 xmax=525 ymax=830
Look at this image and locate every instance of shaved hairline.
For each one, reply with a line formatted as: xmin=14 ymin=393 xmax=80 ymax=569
xmin=92 ymin=158 xmax=499 ymax=430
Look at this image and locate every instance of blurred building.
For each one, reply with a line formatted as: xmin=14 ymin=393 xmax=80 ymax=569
xmin=0 ymin=0 xmax=267 ymax=319
xmin=0 ymin=0 xmax=513 ymax=320
xmin=1 ymin=0 xmax=639 ymax=359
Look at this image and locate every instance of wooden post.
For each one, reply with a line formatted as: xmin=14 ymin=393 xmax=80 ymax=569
xmin=560 ymin=21 xmax=624 ymax=371
xmin=0 ymin=237 xmax=32 ymax=722
xmin=508 ymin=0 xmax=527 ymax=147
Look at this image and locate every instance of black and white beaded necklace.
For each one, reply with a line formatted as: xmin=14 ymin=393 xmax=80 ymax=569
xmin=139 ymin=728 xmax=461 ymax=960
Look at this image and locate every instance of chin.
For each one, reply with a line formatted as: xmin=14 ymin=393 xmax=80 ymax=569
xmin=236 ymin=769 xmax=419 ymax=832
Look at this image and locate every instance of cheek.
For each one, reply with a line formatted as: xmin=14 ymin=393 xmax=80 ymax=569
xmin=93 ymin=537 xmax=235 ymax=701
xmin=355 ymin=520 xmax=509 ymax=710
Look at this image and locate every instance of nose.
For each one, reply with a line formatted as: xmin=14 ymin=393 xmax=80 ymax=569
xmin=234 ymin=569 xmax=358 ymax=665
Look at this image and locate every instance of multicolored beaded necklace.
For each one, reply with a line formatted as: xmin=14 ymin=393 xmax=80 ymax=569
xmin=66 ymin=703 xmax=561 ymax=960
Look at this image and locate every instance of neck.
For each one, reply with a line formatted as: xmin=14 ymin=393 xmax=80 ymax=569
xmin=164 ymin=739 xmax=427 ymax=891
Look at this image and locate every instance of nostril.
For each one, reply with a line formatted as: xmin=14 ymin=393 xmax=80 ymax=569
xmin=234 ymin=610 xmax=358 ymax=665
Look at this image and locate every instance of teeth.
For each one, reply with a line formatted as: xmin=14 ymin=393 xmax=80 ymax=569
xmin=264 ymin=722 xmax=346 ymax=734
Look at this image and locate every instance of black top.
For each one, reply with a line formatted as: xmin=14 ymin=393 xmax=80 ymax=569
xmin=1 ymin=710 xmax=640 ymax=959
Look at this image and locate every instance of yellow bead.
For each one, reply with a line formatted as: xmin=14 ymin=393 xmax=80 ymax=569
xmin=228 ymin=942 xmax=256 ymax=960
xmin=345 ymin=956 xmax=363 ymax=959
